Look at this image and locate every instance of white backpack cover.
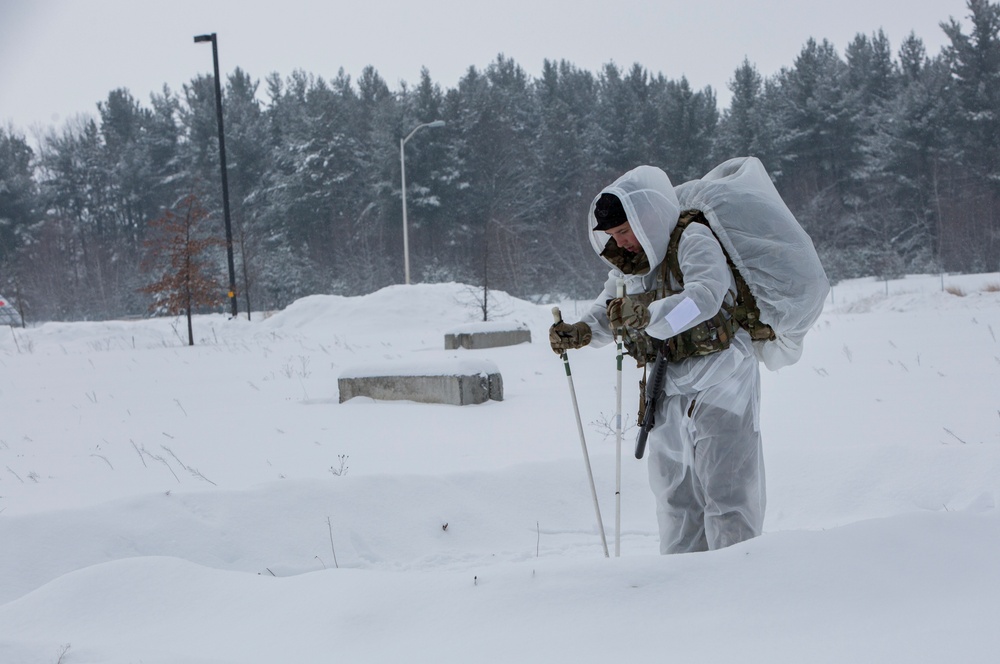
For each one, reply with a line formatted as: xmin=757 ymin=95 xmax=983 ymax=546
xmin=674 ymin=157 xmax=830 ymax=370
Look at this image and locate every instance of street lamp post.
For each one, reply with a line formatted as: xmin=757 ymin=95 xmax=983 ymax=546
xmin=400 ymin=120 xmax=445 ymax=285
xmin=194 ymin=32 xmax=239 ymax=318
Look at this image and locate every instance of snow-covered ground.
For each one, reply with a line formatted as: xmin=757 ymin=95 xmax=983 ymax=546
xmin=2 ymin=273 xmax=999 ymax=663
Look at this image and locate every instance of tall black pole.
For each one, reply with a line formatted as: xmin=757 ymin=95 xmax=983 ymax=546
xmin=194 ymin=33 xmax=238 ymax=318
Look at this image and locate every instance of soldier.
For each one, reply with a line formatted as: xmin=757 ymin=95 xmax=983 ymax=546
xmin=549 ymin=165 xmax=764 ymax=554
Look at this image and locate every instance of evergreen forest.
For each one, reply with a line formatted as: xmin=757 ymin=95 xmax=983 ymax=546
xmin=1 ymin=0 xmax=998 ymax=322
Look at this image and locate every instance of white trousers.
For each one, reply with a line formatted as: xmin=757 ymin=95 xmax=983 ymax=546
xmin=646 ymin=353 xmax=765 ymax=554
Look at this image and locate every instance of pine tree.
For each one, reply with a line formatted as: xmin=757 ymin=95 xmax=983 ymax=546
xmin=715 ymin=59 xmax=764 ymax=161
xmin=397 ymin=68 xmax=453 ymax=284
xmin=942 ymin=0 xmax=1000 ymax=180
xmin=593 ymin=63 xmax=645 ymax=175
xmin=34 ymin=116 xmax=118 ymax=319
xmin=0 ymin=126 xmax=36 ymax=268
xmin=532 ymin=60 xmax=605 ymax=296
xmin=940 ymin=0 xmax=1000 ymax=270
xmin=96 ymin=88 xmax=167 ymax=313
xmin=876 ymin=36 xmax=952 ymax=273
xmin=844 ymin=31 xmax=911 ymax=279
xmin=766 ymin=39 xmax=867 ymax=279
xmin=657 ymin=76 xmax=718 ymax=183
xmin=221 ymin=68 xmax=270 ymax=316
xmin=448 ymin=56 xmax=543 ymax=296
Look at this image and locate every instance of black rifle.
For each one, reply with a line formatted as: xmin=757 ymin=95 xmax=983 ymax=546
xmin=634 ymin=346 xmax=668 ymax=459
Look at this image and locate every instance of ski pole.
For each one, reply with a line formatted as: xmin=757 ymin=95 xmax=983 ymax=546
xmin=614 ymin=280 xmax=624 ymax=557
xmin=552 ymin=306 xmax=609 ymax=558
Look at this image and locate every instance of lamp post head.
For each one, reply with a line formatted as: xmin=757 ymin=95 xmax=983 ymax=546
xmin=402 ymin=119 xmax=446 ymax=145
xmin=193 ymin=34 xmax=215 ymax=44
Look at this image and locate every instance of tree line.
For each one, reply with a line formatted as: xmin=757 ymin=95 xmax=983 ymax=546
xmin=1 ymin=0 xmax=998 ymax=323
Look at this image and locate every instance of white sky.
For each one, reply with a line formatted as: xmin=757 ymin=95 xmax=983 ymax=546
xmin=0 ymin=0 xmax=973 ymax=132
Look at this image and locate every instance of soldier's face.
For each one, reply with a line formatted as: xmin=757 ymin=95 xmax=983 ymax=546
xmin=606 ymin=222 xmax=640 ymax=253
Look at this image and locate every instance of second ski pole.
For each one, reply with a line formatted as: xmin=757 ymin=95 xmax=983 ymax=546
xmin=613 ymin=280 xmax=624 ymax=557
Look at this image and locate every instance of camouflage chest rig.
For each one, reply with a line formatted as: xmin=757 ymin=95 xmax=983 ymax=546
xmin=672 ymin=209 xmax=776 ymax=345
xmin=608 ymin=209 xmax=775 ymax=366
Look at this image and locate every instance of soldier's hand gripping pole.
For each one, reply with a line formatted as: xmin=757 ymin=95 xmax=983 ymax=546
xmin=634 ymin=346 xmax=668 ymax=459
xmin=552 ymin=307 xmax=609 ymax=558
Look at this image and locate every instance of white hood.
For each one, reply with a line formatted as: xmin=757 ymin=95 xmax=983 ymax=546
xmin=587 ymin=165 xmax=679 ymax=272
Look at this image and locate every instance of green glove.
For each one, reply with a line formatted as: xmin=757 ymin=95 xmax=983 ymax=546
xmin=548 ymin=321 xmax=592 ymax=354
xmin=607 ymin=296 xmax=650 ymax=331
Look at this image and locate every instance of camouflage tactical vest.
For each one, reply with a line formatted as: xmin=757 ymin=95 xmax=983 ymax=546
xmin=668 ymin=210 xmax=776 ymax=344
xmin=612 ymin=250 xmax=735 ymax=365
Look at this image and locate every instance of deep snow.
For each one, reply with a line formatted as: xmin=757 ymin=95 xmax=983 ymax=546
xmin=2 ymin=273 xmax=999 ymax=663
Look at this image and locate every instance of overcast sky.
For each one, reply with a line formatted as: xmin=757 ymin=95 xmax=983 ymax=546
xmin=0 ymin=0 xmax=974 ymax=134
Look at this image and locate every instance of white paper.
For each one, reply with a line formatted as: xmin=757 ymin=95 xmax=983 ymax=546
xmin=665 ymin=296 xmax=700 ymax=332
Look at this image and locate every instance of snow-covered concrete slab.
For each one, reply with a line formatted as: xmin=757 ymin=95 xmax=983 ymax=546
xmin=443 ymin=321 xmax=531 ymax=350
xmin=338 ymin=358 xmax=503 ymax=405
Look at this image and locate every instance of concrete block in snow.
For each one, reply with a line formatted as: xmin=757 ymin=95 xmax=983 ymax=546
xmin=338 ymin=359 xmax=503 ymax=405
xmin=443 ymin=321 xmax=531 ymax=350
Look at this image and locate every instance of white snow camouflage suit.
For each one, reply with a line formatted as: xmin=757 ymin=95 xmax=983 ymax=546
xmin=580 ymin=165 xmax=764 ymax=554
